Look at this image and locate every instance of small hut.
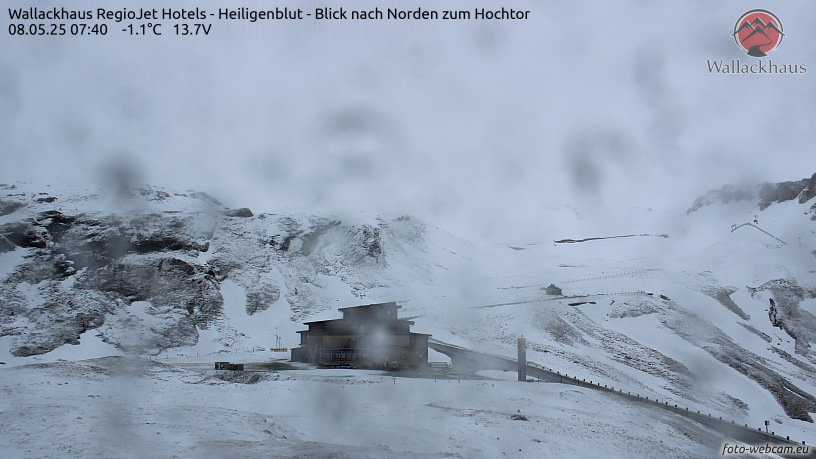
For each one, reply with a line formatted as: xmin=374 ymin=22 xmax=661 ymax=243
xmin=544 ymin=284 xmax=562 ymax=296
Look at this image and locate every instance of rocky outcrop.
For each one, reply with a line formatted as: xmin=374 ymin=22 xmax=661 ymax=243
xmin=750 ymin=279 xmax=816 ymax=360
xmin=686 ymin=173 xmax=816 ymax=213
xmin=76 ymin=257 xmax=223 ymax=325
xmin=686 ymin=185 xmax=756 ymax=214
xmin=0 ymin=210 xmax=210 ymax=265
xmin=350 ymin=225 xmax=383 ymax=261
xmin=0 ymin=188 xmax=225 ymax=356
xmin=700 ymin=286 xmax=749 ymax=320
xmin=225 ymin=208 xmax=253 ymax=218
xmin=758 ymin=173 xmax=816 ymax=210
xmin=1 ymin=228 xmax=222 ymax=356
xmin=0 ymin=185 xmax=428 ymax=355
xmin=245 ymin=284 xmax=281 ymax=315
xmin=0 ymin=200 xmax=24 ymax=217
xmin=0 ymin=221 xmax=49 ymax=251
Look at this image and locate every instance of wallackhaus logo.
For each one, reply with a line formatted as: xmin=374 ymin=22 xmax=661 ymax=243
xmin=733 ymin=9 xmax=783 ymax=57
xmin=707 ymin=8 xmax=806 ymax=74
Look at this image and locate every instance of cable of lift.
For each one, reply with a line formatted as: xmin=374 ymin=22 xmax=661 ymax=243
xmin=730 ymin=222 xmax=786 ymax=245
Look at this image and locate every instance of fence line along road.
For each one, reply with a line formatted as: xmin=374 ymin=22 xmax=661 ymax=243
xmin=428 ymin=338 xmax=815 ymax=459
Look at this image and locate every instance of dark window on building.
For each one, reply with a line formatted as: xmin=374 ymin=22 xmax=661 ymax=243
xmin=400 ymin=354 xmax=407 ymax=360
xmin=410 ymin=336 xmax=417 ymax=344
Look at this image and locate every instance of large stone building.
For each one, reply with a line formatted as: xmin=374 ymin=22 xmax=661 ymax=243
xmin=290 ymin=302 xmax=430 ymax=370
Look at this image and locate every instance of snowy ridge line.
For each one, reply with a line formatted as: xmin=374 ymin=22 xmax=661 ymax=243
xmin=428 ymin=339 xmax=816 ymax=457
xmin=549 ymin=291 xmax=660 ymax=301
xmin=556 ymin=269 xmax=660 ymax=285
xmin=553 ymin=234 xmax=669 ymax=244
xmin=496 ymin=271 xmax=659 ymax=290
xmin=496 ymin=284 xmax=540 ymax=290
xmin=471 ymin=291 xmax=658 ymax=309
xmin=469 ymin=299 xmax=539 ymax=309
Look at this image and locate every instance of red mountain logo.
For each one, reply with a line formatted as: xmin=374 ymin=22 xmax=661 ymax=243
xmin=733 ymin=9 xmax=784 ymax=57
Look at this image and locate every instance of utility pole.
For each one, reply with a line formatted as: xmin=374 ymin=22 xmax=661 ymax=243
xmin=518 ymin=337 xmax=527 ymax=382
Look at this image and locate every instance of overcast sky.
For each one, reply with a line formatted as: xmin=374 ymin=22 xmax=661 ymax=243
xmin=1 ymin=0 xmax=814 ymax=241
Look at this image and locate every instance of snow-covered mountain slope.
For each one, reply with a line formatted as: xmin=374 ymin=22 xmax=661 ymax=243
xmin=410 ymin=175 xmax=816 ymax=442
xmin=1 ymin=176 xmax=815 ymax=446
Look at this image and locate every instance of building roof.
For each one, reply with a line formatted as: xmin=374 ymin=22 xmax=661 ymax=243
xmin=294 ymin=302 xmax=432 ymax=341
xmin=297 ymin=327 xmax=430 ymax=336
xmin=302 ymin=317 xmax=415 ymax=326
xmin=338 ymin=301 xmax=400 ymax=312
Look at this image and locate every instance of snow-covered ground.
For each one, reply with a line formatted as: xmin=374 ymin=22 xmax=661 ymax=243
xmin=0 ymin=356 xmax=724 ymax=458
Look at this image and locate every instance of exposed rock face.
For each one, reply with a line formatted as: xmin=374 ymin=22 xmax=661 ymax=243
xmin=76 ymin=257 xmax=222 ymax=325
xmin=207 ymin=213 xmax=399 ymax=322
xmin=686 ymin=172 xmax=816 ymax=214
xmin=758 ymin=173 xmax=816 ymax=210
xmin=686 ymin=185 xmax=756 ymax=214
xmin=350 ymin=225 xmax=383 ymax=261
xmin=245 ymin=284 xmax=281 ymax=315
xmin=225 ymin=208 xmax=253 ymax=218
xmin=0 ymin=200 xmax=24 ymax=217
xmin=799 ymin=183 xmax=816 ymax=204
xmin=750 ymin=279 xmax=816 ymax=359
xmin=700 ymin=286 xmax=749 ymax=320
xmin=769 ymin=299 xmax=781 ymax=327
xmin=0 ymin=192 xmax=224 ymax=356
xmin=0 ymin=185 xmax=427 ymax=355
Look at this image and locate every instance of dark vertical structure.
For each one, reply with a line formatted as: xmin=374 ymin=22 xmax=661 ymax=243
xmin=518 ymin=337 xmax=527 ymax=381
